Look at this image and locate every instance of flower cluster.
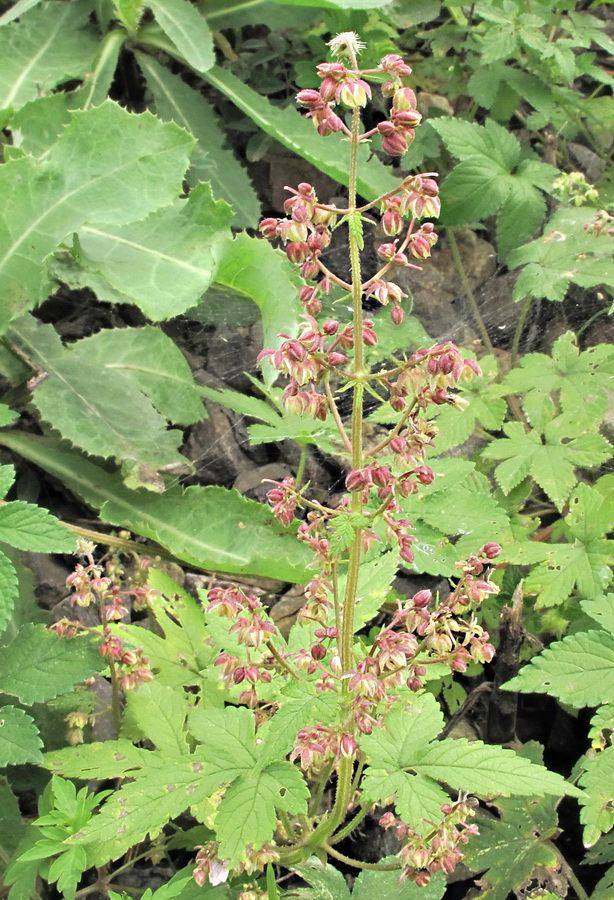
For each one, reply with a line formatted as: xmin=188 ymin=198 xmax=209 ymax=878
xmin=381 ymin=795 xmax=479 ymax=885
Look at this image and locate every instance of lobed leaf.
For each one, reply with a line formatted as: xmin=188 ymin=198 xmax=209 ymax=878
xmin=123 ymin=682 xmax=190 ymax=756
xmin=44 ymin=740 xmax=160 ymax=780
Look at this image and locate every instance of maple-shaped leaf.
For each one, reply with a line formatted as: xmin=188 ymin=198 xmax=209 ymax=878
xmin=508 ymin=206 xmax=613 ymax=303
xmin=215 ymin=761 xmax=308 ymax=865
xmin=360 ymin=696 xmax=579 ymax=837
xmin=506 ymin=484 xmax=614 ymax=605
xmin=579 ymin=744 xmax=614 ymax=848
xmin=503 ymin=630 xmax=614 ymax=708
xmin=463 ymin=744 xmax=561 ymax=900
xmin=499 ymin=332 xmax=614 ymax=429
xmin=481 ymin=418 xmax=612 ymax=510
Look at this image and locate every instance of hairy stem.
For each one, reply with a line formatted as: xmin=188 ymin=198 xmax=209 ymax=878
xmin=323 ymin=843 xmax=401 ymax=871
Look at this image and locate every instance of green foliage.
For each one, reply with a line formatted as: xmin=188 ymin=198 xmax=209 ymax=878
xmin=463 ymin=744 xmax=561 ymax=900
xmin=431 ymin=118 xmax=557 ymax=258
xmin=290 ymin=857 xmax=446 ymax=898
xmin=0 ymin=100 xmax=194 ymax=332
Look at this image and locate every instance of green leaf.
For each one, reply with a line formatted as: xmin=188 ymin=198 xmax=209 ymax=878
xmin=0 ymin=2 xmax=99 ymax=111
xmin=508 ymin=206 xmax=613 ymax=303
xmin=463 ymin=746 xmax=560 ymax=900
xmin=481 ymin=419 xmax=612 ymax=510
xmin=72 ymin=28 xmax=126 ymax=111
xmin=44 ymin=741 xmax=159 ymax=780
xmin=360 ymin=695 xmax=445 ymax=767
xmin=54 ymin=183 xmax=233 ymax=320
xmin=495 ymin=179 xmax=546 ymax=259
xmin=202 ymin=66 xmax=398 ymax=202
xmin=0 ymin=101 xmax=194 ymax=331
xmin=0 ymin=432 xmax=311 ymax=580
xmin=136 ymin=53 xmax=260 ymax=228
xmin=216 ymin=762 xmax=308 ymax=865
xmin=0 ymin=625 xmax=105 ymax=704
xmin=198 ymin=385 xmax=282 ymax=427
xmin=258 ymin=681 xmax=340 ymax=765
xmin=582 ymin=594 xmax=614 ymax=633
xmin=211 ymin=234 xmax=303 ymax=386
xmin=352 ymin=864 xmax=446 ymax=900
xmin=148 ymin=0 xmax=214 ymax=73
xmin=0 ymin=549 xmax=19 ymax=637
xmin=9 ymin=317 xmax=204 ymax=475
xmin=69 ymin=758 xmax=224 ymax=865
xmin=0 ymin=500 xmax=74 ymax=552
xmin=503 ymin=630 xmax=614 ymax=709
xmin=361 ymin=768 xmax=449 ymax=835
xmin=0 ymin=776 xmax=26 ymax=877
xmin=47 ymin=844 xmax=88 ymax=900
xmin=123 ymin=682 xmax=190 ymax=756
xmin=290 ymin=858 xmax=351 ymax=899
xmin=579 ymin=745 xmax=614 ymax=848
xmin=438 ymin=160 xmax=506 ymax=225
xmin=500 ymin=332 xmax=614 ymax=429
xmin=416 ymin=738 xmax=580 ymax=798
xmin=11 ymin=92 xmax=72 ymax=156
xmin=0 ymin=0 xmax=45 ymax=26
xmin=0 ymin=705 xmax=43 ymax=765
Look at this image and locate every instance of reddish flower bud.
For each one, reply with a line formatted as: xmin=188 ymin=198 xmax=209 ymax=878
xmin=346 ymin=468 xmax=368 ymax=492
xmin=380 ymin=53 xmax=412 ymax=76
xmin=340 ymin=733 xmax=358 ymax=758
xmin=393 ymin=87 xmax=417 ymax=111
xmin=393 ymin=109 xmax=422 ymax=127
xmin=286 ymin=241 xmax=309 ymax=264
xmin=259 ymin=217 xmax=279 ymax=240
xmin=412 ymin=589 xmax=432 ymax=608
xmin=301 ymin=260 xmax=320 ymax=280
xmin=322 ymin=319 xmax=338 ymax=335
xmin=382 ymin=130 xmax=409 ymax=157
xmin=311 ymin=642 xmax=326 ymax=661
xmin=414 ymin=465 xmax=434 ymax=485
xmin=382 ymin=209 xmax=403 ymax=236
xmin=327 ymin=351 xmax=349 ymax=367
xmin=390 ymin=305 xmax=405 ymax=325
xmin=338 ymin=79 xmax=371 ymax=108
xmin=483 ymin=542 xmax=502 ymax=559
xmin=296 ymin=89 xmax=322 ymax=107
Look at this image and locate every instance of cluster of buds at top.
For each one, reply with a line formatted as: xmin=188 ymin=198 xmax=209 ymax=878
xmin=381 ymin=795 xmax=479 ymax=885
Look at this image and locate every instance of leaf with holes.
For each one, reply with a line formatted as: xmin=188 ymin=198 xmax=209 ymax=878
xmin=579 ymin=745 xmax=614 ymax=848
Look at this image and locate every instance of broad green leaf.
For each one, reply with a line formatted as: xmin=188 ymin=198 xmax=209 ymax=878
xmin=211 ymin=234 xmax=302 ymax=386
xmin=360 ymin=696 xmax=445 ymax=767
xmin=482 ymin=419 xmax=612 ymax=510
xmin=123 ymin=682 xmax=190 ymax=756
xmin=0 ymin=432 xmax=311 ymax=580
xmin=248 ymin=417 xmax=340 ymax=452
xmin=0 ymin=550 xmax=19 ymax=636
xmin=432 ymin=118 xmax=521 ymax=170
xmin=582 ymin=594 xmax=614 ymax=633
xmin=188 ymin=705 xmax=257 ymax=773
xmin=9 ymin=317 xmax=204 ymax=475
xmin=290 ymin=858 xmax=351 ymax=900
xmin=115 ymin=0 xmax=144 ymax=30
xmin=137 ymin=53 xmax=260 ymax=228
xmin=503 ymin=630 xmax=614 ymax=709
xmin=0 ymin=624 xmax=104 ymax=704
xmin=216 ymin=761 xmax=308 ymax=864
xmin=0 ymin=705 xmax=43 ymax=765
xmin=0 ymin=0 xmax=45 ymax=26
xmin=579 ymin=745 xmax=614 ymax=847
xmin=0 ymin=101 xmax=194 ymax=331
xmin=361 ymin=768 xmax=448 ymax=835
xmin=148 ymin=0 xmax=214 ymax=73
xmin=0 ymin=500 xmax=74 ymax=552
xmin=352 ymin=864 xmax=446 ymax=900
xmin=416 ymin=738 xmax=581 ymax=798
xmin=11 ymin=92 xmax=71 ymax=156
xmin=47 ymin=844 xmax=88 ymax=900
xmin=589 ymin=704 xmax=614 ymax=751
xmin=70 ymin=758 xmax=224 ymax=865
xmin=202 ymin=66 xmax=398 ymax=202
xmin=495 ymin=178 xmax=546 ymax=258
xmin=508 ymin=206 xmax=613 ymax=302
xmin=0 ymin=2 xmax=99 ymax=110
xmin=44 ymin=741 xmax=159 ymax=779
xmin=438 ymin=160 xmax=506 ymax=225
xmin=520 ymin=539 xmax=614 ymax=607
xmin=499 ymin=332 xmax=614 ymax=428
xmin=60 ymin=183 xmax=233 ymax=320
xmin=463 ymin=746 xmax=560 ymax=900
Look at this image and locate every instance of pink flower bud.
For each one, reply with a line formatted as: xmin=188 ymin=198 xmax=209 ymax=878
xmin=346 ymin=469 xmax=368 ymax=492
xmin=393 ymin=109 xmax=422 ymax=127
xmin=483 ymin=542 xmax=501 ymax=559
xmin=301 ymin=260 xmax=320 ymax=280
xmin=322 ymin=319 xmax=338 ymax=335
xmin=299 ymin=285 xmax=318 ymax=306
xmin=327 ymin=351 xmax=349 ymax=367
xmin=311 ymin=642 xmax=326 ymax=661
xmin=382 ymin=209 xmax=403 ymax=235
xmin=296 ymin=89 xmax=322 ymax=107
xmin=382 ymin=130 xmax=409 ymax=157
xmin=286 ymin=241 xmax=309 ymax=264
xmin=414 ymin=465 xmax=434 ymax=484
xmin=379 ymin=54 xmax=412 ymax=76
xmin=377 ymin=242 xmax=397 ymax=260
xmin=413 ymin=589 xmax=432 ymax=608
xmin=340 ymin=733 xmax=358 ymax=758
xmin=338 ymin=79 xmax=371 ymax=109
xmin=390 ymin=305 xmax=405 ymax=325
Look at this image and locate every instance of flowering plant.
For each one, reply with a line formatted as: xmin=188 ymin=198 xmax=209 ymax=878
xmin=25 ymin=34 xmax=579 ymax=900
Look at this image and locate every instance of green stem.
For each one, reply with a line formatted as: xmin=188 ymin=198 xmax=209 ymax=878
xmin=306 ymin=755 xmax=354 ymax=847
xmin=294 ymin=444 xmax=308 ymax=490
xmin=446 ymin=227 xmax=495 ymax=354
xmin=323 ymin=843 xmax=401 ymax=871
xmin=552 ymin=844 xmax=590 ymax=900
xmin=278 ymin=808 xmax=298 ymax=843
xmin=324 ymin=375 xmax=353 ymax=454
xmin=328 ymin=803 xmax=370 ymax=844
xmin=265 ymin=640 xmax=300 ymax=680
xmin=576 ymin=305 xmax=610 ymax=340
